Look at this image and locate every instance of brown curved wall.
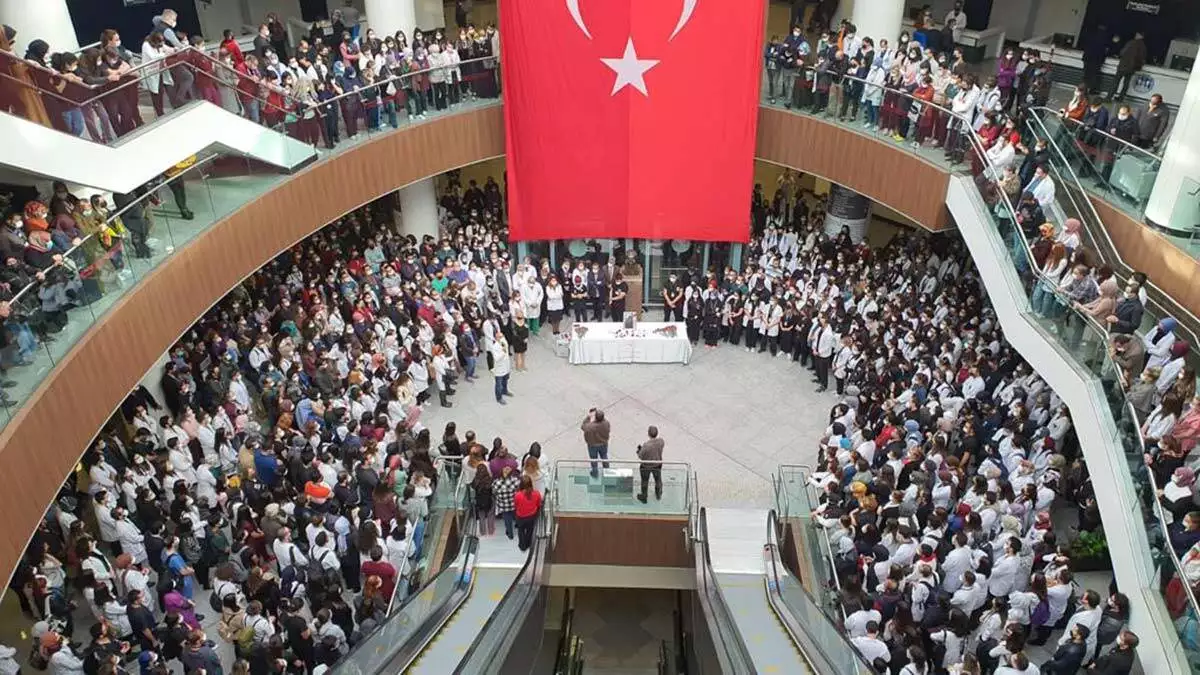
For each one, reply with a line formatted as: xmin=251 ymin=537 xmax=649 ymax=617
xmin=1091 ymin=196 xmax=1200 ymax=319
xmin=0 ymin=103 xmax=953 ymax=582
xmin=756 ymin=107 xmax=953 ymax=231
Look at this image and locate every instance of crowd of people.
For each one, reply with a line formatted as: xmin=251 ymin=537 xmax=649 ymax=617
xmin=0 ymin=6 xmax=500 ymax=149
xmin=762 ymin=13 xmax=1170 ymax=171
xmin=5 ymin=174 xmax=559 ymax=675
xmin=0 ymin=5 xmax=1196 ymax=675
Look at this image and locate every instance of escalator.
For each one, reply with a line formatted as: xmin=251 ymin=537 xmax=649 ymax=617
xmin=1021 ymin=108 xmax=1200 ymax=349
xmin=336 ymin=503 xmax=552 ymax=674
xmin=691 ymin=507 xmax=873 ymax=674
xmin=944 ymin=162 xmax=1188 ymax=670
xmin=1 ymin=48 xmax=318 ymax=188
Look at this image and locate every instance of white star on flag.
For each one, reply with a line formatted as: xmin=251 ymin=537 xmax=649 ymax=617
xmin=600 ymin=37 xmax=660 ymax=96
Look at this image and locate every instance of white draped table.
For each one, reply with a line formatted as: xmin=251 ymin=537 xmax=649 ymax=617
xmin=567 ymin=322 xmax=693 ymax=365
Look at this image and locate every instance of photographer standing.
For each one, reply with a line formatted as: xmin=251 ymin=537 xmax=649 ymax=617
xmin=636 ymin=426 xmax=664 ymax=503
xmin=580 ymin=408 xmax=611 ymax=478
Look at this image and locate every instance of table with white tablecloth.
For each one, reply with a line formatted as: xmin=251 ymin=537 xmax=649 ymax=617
xmin=567 ymin=322 xmax=693 ymax=365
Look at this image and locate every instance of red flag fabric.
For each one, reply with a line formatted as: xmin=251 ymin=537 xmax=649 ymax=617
xmin=501 ymin=0 xmax=764 ymax=243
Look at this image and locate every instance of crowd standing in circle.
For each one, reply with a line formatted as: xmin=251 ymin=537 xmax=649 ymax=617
xmin=0 ymin=8 xmax=1195 ymax=675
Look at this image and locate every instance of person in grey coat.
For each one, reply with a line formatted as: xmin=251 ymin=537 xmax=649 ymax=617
xmin=637 ymin=426 xmax=665 ymax=503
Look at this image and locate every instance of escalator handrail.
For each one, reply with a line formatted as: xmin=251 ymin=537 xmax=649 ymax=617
xmin=764 ymin=510 xmax=874 ymax=675
xmin=334 ymin=527 xmax=481 ymax=674
xmin=456 ymin=494 xmax=554 ymax=672
xmin=1022 ymin=112 xmax=1200 ymax=336
xmin=1029 ymin=106 xmax=1163 ymax=163
xmin=8 ymin=152 xmax=222 ymax=305
xmin=692 ymin=507 xmax=757 ymax=674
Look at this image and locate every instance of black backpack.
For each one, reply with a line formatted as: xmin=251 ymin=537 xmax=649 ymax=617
xmin=279 ymin=546 xmax=308 ymax=599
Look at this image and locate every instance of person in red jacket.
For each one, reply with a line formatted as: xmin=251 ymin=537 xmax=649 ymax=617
xmin=219 ymin=29 xmax=245 ymax=66
xmin=235 ymin=54 xmax=264 ymax=123
xmin=513 ymin=476 xmax=543 ymax=551
xmin=360 ymin=546 xmax=397 ymax=601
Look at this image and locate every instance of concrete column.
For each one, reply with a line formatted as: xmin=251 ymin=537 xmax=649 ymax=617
xmin=1145 ymin=56 xmax=1200 ymax=235
xmin=0 ymin=0 xmax=78 ymax=55
xmin=364 ymin=0 xmax=417 ymax=40
xmin=824 ymin=184 xmax=871 ymax=244
xmin=848 ymin=0 xmax=906 ymax=46
xmin=399 ymin=178 xmax=439 ymax=240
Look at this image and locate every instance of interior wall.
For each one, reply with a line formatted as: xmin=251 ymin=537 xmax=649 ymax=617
xmin=1030 ymin=0 xmax=1087 ymax=40
xmin=987 ymin=0 xmax=1037 ymax=42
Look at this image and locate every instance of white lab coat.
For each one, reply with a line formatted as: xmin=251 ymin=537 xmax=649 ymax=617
xmin=115 ymin=519 xmax=147 ymax=564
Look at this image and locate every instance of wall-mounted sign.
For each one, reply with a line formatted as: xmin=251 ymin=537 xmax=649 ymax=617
xmin=1126 ymin=1 xmax=1161 ymax=15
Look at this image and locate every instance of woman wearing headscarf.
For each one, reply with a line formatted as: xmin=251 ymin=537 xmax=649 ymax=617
xmin=1144 ymin=317 xmax=1179 ymax=371
xmin=1156 ymin=341 xmax=1190 ymax=399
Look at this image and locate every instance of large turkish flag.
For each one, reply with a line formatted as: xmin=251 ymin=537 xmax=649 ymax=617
xmin=501 ymin=0 xmax=764 ymax=242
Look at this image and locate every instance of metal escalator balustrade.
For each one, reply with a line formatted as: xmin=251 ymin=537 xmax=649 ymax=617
xmin=691 ymin=507 xmax=759 ymax=674
xmin=1028 ymin=107 xmax=1163 ymax=226
xmin=456 ymin=490 xmax=555 ymax=672
xmin=945 ymin=122 xmax=1192 ymax=669
xmin=763 ymin=510 xmax=874 ymax=674
xmin=1021 ymin=110 xmax=1200 ymax=355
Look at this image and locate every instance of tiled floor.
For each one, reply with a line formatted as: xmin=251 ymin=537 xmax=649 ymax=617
xmin=414 ymin=325 xmax=831 ymax=511
xmin=571 ymin=587 xmax=677 ymax=674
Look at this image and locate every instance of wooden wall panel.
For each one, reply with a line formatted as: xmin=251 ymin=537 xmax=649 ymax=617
xmin=0 ymin=103 xmax=955 ymax=584
xmin=1091 ymin=197 xmax=1200 ymax=318
xmin=551 ymin=515 xmax=691 ymax=568
xmin=756 ymin=107 xmax=953 ymax=232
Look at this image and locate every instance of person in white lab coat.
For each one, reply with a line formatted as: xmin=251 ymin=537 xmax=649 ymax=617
xmin=1022 ymin=164 xmax=1057 ymax=211
xmin=1057 ymin=589 xmax=1102 ymax=662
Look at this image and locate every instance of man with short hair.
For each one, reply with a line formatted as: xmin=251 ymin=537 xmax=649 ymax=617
xmin=1088 ymin=629 xmax=1138 ymax=674
xmin=636 ymin=426 xmax=665 ymax=503
xmin=581 ymin=408 xmax=611 ymax=478
xmin=1136 ymin=94 xmax=1169 ymax=150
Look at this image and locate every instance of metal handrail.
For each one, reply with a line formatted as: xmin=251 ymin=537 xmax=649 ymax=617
xmin=1030 ymin=106 xmax=1162 ymax=163
xmin=1143 ymin=434 xmax=1200 ymax=629
xmin=765 ymin=509 xmax=874 ymax=674
xmin=7 ymin=153 xmax=221 ymax=305
xmin=1022 ymin=110 xmax=1200 ymax=353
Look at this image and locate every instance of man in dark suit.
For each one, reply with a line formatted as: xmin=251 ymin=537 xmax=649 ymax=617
xmin=588 ymin=261 xmax=608 ymax=321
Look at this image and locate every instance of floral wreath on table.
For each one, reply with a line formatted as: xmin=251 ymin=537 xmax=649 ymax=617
xmin=613 ymin=328 xmax=648 ymax=339
xmin=573 ymin=325 xmax=589 ymax=338
xmin=653 ymin=325 xmax=678 ymax=338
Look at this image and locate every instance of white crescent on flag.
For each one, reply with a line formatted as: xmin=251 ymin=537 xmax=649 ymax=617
xmin=669 ymin=0 xmax=698 ymax=40
xmin=564 ymin=0 xmax=699 ymax=41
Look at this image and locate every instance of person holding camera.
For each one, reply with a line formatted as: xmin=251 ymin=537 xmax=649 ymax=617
xmin=636 ymin=426 xmax=664 ymax=503
xmin=580 ymin=408 xmax=611 ymax=478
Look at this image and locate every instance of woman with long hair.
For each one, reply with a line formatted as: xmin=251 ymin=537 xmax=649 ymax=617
xmin=471 ymin=462 xmax=495 ymax=535
xmin=513 ymin=475 xmax=543 ymax=551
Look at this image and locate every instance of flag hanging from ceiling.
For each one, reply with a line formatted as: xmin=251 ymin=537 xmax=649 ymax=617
xmin=501 ymin=0 xmax=764 ymax=243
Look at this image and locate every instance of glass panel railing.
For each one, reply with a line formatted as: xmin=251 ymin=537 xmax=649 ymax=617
xmin=0 ymin=153 xmax=289 ymax=425
xmin=552 ymin=459 xmax=691 ymax=515
xmin=335 ymin=534 xmax=479 ymax=675
xmin=1022 ymin=110 xmax=1200 ymax=354
xmin=456 ymin=495 xmax=554 ymax=672
xmin=1144 ymin=456 xmax=1200 ymax=669
xmin=1 ymin=48 xmax=499 ymax=155
xmin=390 ymin=461 xmax=460 ymax=609
xmin=765 ymin=510 xmax=872 ymax=675
xmin=774 ymin=465 xmax=841 ymax=623
xmin=957 ymin=134 xmax=1185 ymax=661
xmin=1028 ymin=106 xmax=1163 ymax=226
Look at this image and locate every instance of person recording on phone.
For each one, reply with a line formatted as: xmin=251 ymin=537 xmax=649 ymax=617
xmin=637 ymin=426 xmax=665 ymax=503
xmin=581 ymin=407 xmax=611 ymax=478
